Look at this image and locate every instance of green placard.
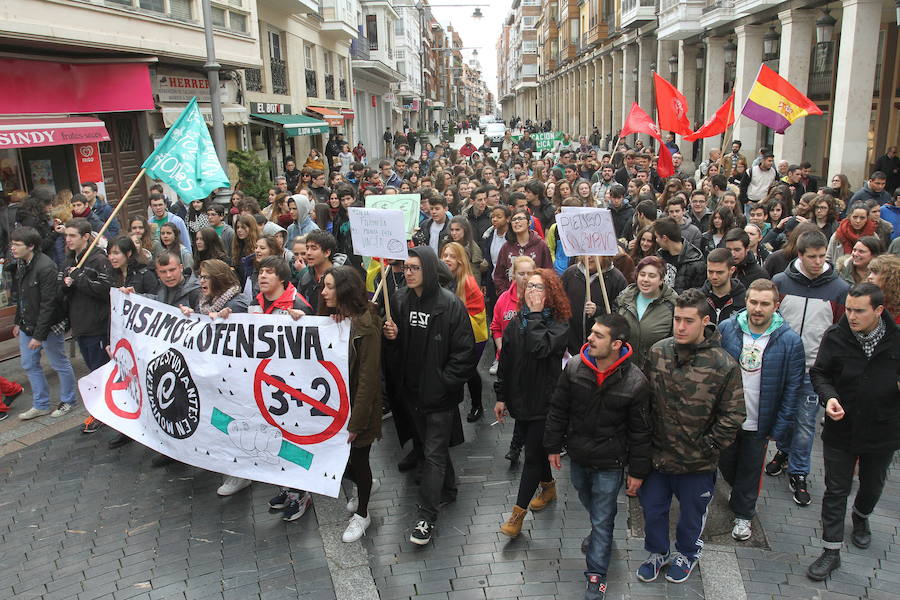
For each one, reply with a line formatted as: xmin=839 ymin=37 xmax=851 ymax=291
xmin=511 ymin=131 xmax=564 ymax=153
xmin=364 ymin=194 xmax=420 ymax=239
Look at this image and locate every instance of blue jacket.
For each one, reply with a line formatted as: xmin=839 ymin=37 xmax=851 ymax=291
xmin=881 ymin=203 xmax=900 ymax=241
xmin=718 ymin=311 xmax=805 ymax=442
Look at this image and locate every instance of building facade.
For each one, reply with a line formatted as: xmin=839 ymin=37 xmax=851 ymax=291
xmin=517 ymin=0 xmax=899 ymax=185
xmin=498 ymin=0 xmax=540 ymax=123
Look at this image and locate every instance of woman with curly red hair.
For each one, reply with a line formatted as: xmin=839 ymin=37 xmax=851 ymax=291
xmin=493 ymin=268 xmax=570 ymax=537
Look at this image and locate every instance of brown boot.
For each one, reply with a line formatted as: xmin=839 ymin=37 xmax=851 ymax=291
xmin=499 ymin=505 xmax=527 ymax=538
xmin=528 ymin=480 xmax=557 ymax=511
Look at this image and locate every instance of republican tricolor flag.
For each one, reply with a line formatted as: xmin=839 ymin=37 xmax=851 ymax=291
xmin=740 ymin=64 xmax=822 ymax=134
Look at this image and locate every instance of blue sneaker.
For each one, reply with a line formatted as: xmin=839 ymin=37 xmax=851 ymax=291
xmin=636 ymin=552 xmax=670 ymax=582
xmin=665 ymin=553 xmax=698 ymax=583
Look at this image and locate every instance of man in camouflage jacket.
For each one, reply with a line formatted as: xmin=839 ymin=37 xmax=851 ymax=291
xmin=635 ymin=289 xmax=745 ymax=585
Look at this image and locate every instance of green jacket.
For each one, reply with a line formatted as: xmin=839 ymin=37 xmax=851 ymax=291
xmin=614 ymin=283 xmax=678 ymax=372
xmin=646 ymin=325 xmax=745 ymax=474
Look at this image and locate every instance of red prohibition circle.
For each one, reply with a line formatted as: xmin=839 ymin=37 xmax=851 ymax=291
xmin=104 ymin=338 xmax=142 ymax=419
xmin=253 ymin=359 xmax=350 ymax=445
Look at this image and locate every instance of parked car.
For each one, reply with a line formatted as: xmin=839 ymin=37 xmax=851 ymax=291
xmin=478 ymin=115 xmax=497 ymax=134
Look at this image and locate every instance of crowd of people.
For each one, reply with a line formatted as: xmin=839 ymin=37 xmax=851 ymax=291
xmin=2 ymin=131 xmax=900 ymax=600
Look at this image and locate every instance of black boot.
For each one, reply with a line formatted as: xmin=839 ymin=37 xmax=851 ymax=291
xmin=505 ymin=439 xmax=522 ymax=464
xmin=851 ymin=513 xmax=871 ymax=549
xmin=807 ymin=549 xmax=841 ymax=581
xmin=108 ymin=433 xmax=132 ymax=449
xmin=466 ymin=402 xmax=483 ymax=423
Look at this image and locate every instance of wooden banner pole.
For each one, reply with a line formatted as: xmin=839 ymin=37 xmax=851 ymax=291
xmin=381 ymin=262 xmax=392 ymax=323
xmin=594 ymin=256 xmax=611 ymax=314
xmin=75 ymin=168 xmax=147 ymax=269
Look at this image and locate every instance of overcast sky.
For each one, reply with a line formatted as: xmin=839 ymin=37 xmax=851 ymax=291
xmin=428 ymin=0 xmax=513 ymax=107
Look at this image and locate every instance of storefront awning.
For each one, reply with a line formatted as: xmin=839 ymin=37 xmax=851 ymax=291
xmin=0 ymin=116 xmax=110 ymax=149
xmin=251 ymin=114 xmax=329 ymax=137
xmin=340 ymin=108 xmax=355 ymax=119
xmin=161 ymin=104 xmax=248 ymax=128
xmin=0 ymin=58 xmax=153 ymax=114
xmin=306 ymin=106 xmax=344 ymax=126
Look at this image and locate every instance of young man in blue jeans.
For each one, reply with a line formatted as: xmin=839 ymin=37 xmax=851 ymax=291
xmin=545 ymin=314 xmax=652 ymax=600
xmin=11 ymin=226 xmax=77 ymax=420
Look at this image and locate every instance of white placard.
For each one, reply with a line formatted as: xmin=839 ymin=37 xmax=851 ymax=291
xmin=348 ymin=207 xmax=409 ymax=261
xmin=555 ymin=207 xmax=618 ymax=257
xmin=78 ymin=289 xmax=351 ymax=498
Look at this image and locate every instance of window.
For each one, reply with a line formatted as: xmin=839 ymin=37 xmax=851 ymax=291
xmin=211 ymin=1 xmax=250 ymax=33
xmin=395 ymin=49 xmax=405 ymax=61
xmin=324 ymin=50 xmax=333 ymax=74
xmin=394 ymin=17 xmax=404 ymax=37
xmin=107 ymin=0 xmax=193 ymax=20
xmin=398 ymin=61 xmax=407 ymax=76
xmin=522 ymin=16 xmax=537 ymax=29
xmin=304 ymin=44 xmax=315 ymax=70
xmin=366 ymin=14 xmax=379 ymax=51
xmin=269 ymin=31 xmax=283 ymax=60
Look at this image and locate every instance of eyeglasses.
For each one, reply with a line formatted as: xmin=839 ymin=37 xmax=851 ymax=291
xmin=525 ymin=282 xmax=545 ymax=290
xmin=402 ymin=264 xmax=421 ymax=273
xmin=199 ymin=274 xmax=210 ymax=280
xmin=511 ymin=216 xmax=528 ymax=222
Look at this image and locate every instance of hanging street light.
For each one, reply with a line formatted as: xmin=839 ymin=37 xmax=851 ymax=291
xmin=816 ymin=10 xmax=837 ymax=44
xmin=763 ymin=26 xmax=780 ymax=58
xmin=667 ymin=54 xmax=678 ymax=76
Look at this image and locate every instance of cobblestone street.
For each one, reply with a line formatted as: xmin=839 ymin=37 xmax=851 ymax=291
xmin=0 ymin=354 xmax=898 ymax=599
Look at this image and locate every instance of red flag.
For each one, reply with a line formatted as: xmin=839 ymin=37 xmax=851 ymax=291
xmin=683 ymin=92 xmax=735 ymax=142
xmin=619 ymin=103 xmax=674 ymax=178
xmin=653 ymin=73 xmax=693 ymax=136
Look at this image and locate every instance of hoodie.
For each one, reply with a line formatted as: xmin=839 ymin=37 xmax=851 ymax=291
xmin=286 ymin=194 xmax=320 ymax=240
xmin=152 ymin=273 xmax=201 ymax=310
xmin=700 ymin=277 xmax=746 ymax=324
xmin=658 ymin=242 xmax=706 ymax=293
xmin=773 ymin=258 xmax=849 ymax=369
xmin=492 ymin=231 xmax=553 ymax=294
xmin=250 ymin=282 xmax=311 ymax=314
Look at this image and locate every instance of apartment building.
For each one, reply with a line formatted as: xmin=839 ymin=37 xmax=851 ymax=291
xmin=497 ymin=0 xmax=540 ymax=123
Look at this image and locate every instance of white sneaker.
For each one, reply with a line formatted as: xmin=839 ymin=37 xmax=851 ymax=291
xmin=342 ymin=513 xmax=372 ymax=542
xmin=489 ymin=360 xmax=499 ymax=376
xmin=346 ymin=478 xmax=381 ymax=513
xmin=19 ymin=407 xmax=51 ymax=420
xmin=50 ymin=402 xmax=75 ymax=418
xmin=217 ymin=476 xmax=251 ymax=496
xmin=732 ymin=518 xmax=751 ymax=541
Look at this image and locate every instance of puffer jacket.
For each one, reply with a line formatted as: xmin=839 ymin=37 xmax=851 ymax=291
xmin=494 ymin=308 xmax=568 ymax=421
xmin=718 ymin=311 xmax=805 ymax=442
xmin=811 ymin=311 xmax=900 ymax=454
xmin=614 ymin=283 xmax=678 ymax=372
xmin=560 ymin=263 xmax=627 ymax=355
xmin=646 ymin=325 xmax=746 ymax=474
xmin=347 ymin=307 xmax=384 ymax=447
xmin=544 ymin=343 xmax=652 ymax=477
xmin=658 ymin=242 xmax=706 ymax=292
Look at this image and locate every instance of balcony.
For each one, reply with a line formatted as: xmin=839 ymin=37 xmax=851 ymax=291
xmin=319 ymin=0 xmax=357 ymax=40
xmin=699 ymin=0 xmax=738 ymax=28
xmin=351 ymin=39 xmax=403 ymax=83
xmin=305 ymin=69 xmax=318 ymax=97
xmin=732 ymin=0 xmax=782 ymax=18
xmin=621 ymin=0 xmax=657 ymax=29
xmin=266 ymin=0 xmax=319 ymax=17
xmin=350 ymin=37 xmax=370 ymax=60
xmin=325 ymin=74 xmax=335 ymax=99
xmin=244 ymin=68 xmax=263 ymax=92
xmin=585 ymin=22 xmax=609 ymax=46
xmin=270 ymin=58 xmax=288 ymax=95
xmin=657 ymin=0 xmax=706 ymax=40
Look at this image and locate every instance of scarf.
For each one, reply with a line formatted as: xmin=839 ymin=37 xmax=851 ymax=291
xmin=198 ymin=285 xmax=240 ymax=315
xmin=277 ymin=213 xmax=293 ymax=228
xmin=255 ymin=283 xmax=310 ymax=313
xmin=72 ymin=206 xmax=91 ymax=218
xmin=836 ymin=217 xmax=877 ymax=254
xmin=853 ymin=317 xmax=885 ymax=358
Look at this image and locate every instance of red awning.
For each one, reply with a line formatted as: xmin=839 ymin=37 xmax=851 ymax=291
xmin=307 ymin=106 xmax=344 ymax=126
xmin=0 ymin=117 xmax=110 ymax=149
xmin=340 ymin=108 xmax=355 ymax=119
xmin=0 ymin=58 xmax=153 ymax=115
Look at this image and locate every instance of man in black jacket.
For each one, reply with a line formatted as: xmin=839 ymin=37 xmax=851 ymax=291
xmin=383 ymin=246 xmax=476 ymax=546
xmin=724 ymin=228 xmax=767 ymax=287
xmin=652 ymin=218 xmax=706 ymax=292
xmin=11 ymin=227 xmax=77 ymax=420
xmin=545 ymin=314 xmax=651 ymax=600
xmin=807 ymin=283 xmax=900 ymax=581
xmin=62 ymin=218 xmax=114 ymax=432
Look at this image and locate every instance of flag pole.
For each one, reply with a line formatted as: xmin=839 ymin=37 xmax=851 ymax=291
xmin=75 ymin=168 xmax=146 ymax=269
xmin=594 ymin=256 xmax=611 ymax=314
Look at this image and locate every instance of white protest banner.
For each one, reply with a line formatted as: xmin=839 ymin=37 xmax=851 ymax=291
xmin=364 ymin=194 xmax=420 ymax=239
xmin=555 ymin=207 xmax=618 ymax=257
xmin=78 ymin=289 xmax=351 ymax=498
xmin=348 ymin=207 xmax=408 ymax=261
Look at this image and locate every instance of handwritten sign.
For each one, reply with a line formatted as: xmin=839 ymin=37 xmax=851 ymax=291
xmin=348 ymin=207 xmax=408 ymax=261
xmin=365 ymin=194 xmax=420 ymax=239
xmin=555 ymin=207 xmax=618 ymax=257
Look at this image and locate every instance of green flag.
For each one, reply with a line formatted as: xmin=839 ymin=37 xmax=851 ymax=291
xmin=142 ymin=97 xmax=230 ymax=202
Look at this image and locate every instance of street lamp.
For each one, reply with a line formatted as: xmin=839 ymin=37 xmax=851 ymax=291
xmin=724 ymin=38 xmax=738 ymax=66
xmin=631 ymin=67 xmax=638 ymax=83
xmin=816 ymin=10 xmax=837 ymax=44
xmin=763 ymin=26 xmax=780 ymax=58
xmin=618 ymin=68 xmax=623 ymax=80
xmin=696 ymin=48 xmax=705 ymax=71
xmin=607 ymin=72 xmax=612 ymax=84
xmin=667 ymin=54 xmax=678 ymax=77
xmin=472 ymin=7 xmax=484 ymax=18
xmin=650 ymin=61 xmax=656 ymax=73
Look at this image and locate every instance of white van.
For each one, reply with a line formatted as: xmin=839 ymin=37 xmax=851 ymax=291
xmin=478 ymin=115 xmax=497 ymax=133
